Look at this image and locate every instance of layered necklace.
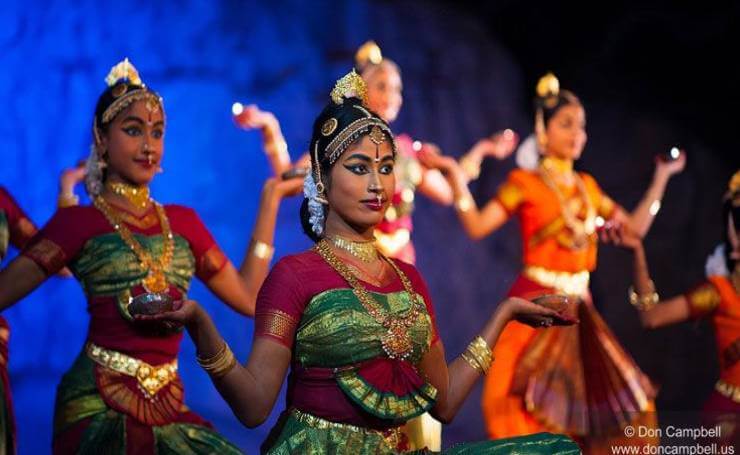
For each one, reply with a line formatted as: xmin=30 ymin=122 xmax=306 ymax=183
xmin=94 ymin=188 xmax=174 ymax=294
xmin=539 ymin=156 xmax=596 ymax=250
xmin=315 ymin=238 xmax=423 ymax=360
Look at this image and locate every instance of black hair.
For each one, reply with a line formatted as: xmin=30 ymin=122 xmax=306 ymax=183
xmin=722 ymin=193 xmax=740 ymax=270
xmin=537 ymin=89 xmax=582 ymax=127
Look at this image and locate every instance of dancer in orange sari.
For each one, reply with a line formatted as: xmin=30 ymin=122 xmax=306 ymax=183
xmin=606 ymin=169 xmax=740 ymax=448
xmin=423 ymin=73 xmax=686 ymax=452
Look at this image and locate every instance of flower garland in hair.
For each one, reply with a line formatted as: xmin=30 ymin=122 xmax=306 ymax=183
xmin=303 ymin=170 xmax=327 ymax=237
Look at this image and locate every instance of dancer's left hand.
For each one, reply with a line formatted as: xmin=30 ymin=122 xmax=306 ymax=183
xmin=499 ymin=296 xmax=578 ymax=328
xmin=655 ymin=150 xmax=686 ymax=177
xmin=134 ymin=299 xmax=200 ymax=328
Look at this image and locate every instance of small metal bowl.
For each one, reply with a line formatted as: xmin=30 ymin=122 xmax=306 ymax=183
xmin=128 ymin=292 xmax=174 ymax=317
xmin=532 ymin=294 xmax=572 ymax=313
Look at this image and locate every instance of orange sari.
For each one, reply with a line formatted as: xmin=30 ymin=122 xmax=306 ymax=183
xmin=481 ymin=168 xmax=658 ymax=453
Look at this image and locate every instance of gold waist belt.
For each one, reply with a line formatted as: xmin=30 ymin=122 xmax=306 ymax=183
xmin=715 ymin=379 xmax=740 ymax=404
xmin=291 ymin=409 xmax=404 ymax=450
xmin=523 ymin=266 xmax=590 ymax=297
xmin=85 ymin=342 xmax=178 ymax=398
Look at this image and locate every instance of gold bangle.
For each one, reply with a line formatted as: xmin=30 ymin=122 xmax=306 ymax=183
xmin=628 ymin=282 xmax=659 ymax=311
xmin=461 ymin=336 xmax=493 ymax=374
xmin=250 ymin=238 xmax=275 ymax=261
xmin=455 ymin=194 xmax=474 ymax=213
xmin=57 ymin=193 xmax=80 ymax=208
xmin=461 ymin=351 xmax=485 ymax=374
xmin=197 ymin=341 xmax=237 ymax=378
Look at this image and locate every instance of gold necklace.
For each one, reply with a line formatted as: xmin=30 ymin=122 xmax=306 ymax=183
xmin=106 ymin=181 xmax=151 ymax=209
xmin=541 ymin=156 xmax=574 ymax=175
xmin=539 ymin=162 xmax=596 ymax=250
xmin=315 ymin=239 xmax=423 ymax=360
xmin=94 ymin=196 xmax=174 ymax=293
xmin=327 ymin=234 xmax=378 ymax=263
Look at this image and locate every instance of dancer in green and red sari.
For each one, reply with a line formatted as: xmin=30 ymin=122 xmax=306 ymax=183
xmin=0 ymin=187 xmax=38 ymax=454
xmin=0 ymin=59 xmax=301 ymax=454
xmin=143 ymin=70 xmax=581 ymax=454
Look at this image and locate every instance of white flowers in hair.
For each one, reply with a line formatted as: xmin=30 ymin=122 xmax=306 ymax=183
xmin=705 ymin=244 xmax=729 ymax=278
xmin=515 ymin=134 xmax=541 ymax=170
xmin=85 ymin=144 xmax=105 ymax=196
xmin=303 ymin=171 xmax=326 ymax=237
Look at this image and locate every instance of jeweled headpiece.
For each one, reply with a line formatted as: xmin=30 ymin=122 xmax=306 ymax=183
xmin=330 ymin=70 xmax=369 ymax=106
xmin=95 ymin=59 xmax=164 ymax=140
xmin=727 ymin=170 xmax=740 ymax=207
xmin=355 ymin=40 xmax=384 ymax=69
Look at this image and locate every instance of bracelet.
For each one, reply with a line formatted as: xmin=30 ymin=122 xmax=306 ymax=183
xmin=196 ymin=341 xmax=237 ymax=378
xmin=57 ymin=193 xmax=80 ymax=208
xmin=455 ymin=194 xmax=474 ymax=213
xmin=460 ymin=336 xmax=493 ymax=374
xmin=250 ymin=238 xmax=275 ymax=261
xmin=628 ymin=281 xmax=659 ymax=311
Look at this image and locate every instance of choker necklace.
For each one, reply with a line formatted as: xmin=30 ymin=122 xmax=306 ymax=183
xmin=106 ymin=181 xmax=151 ymax=209
xmin=541 ymin=156 xmax=574 ymax=175
xmin=327 ymin=234 xmax=378 ymax=263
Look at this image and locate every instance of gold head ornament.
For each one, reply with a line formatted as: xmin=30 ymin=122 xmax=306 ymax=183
xmin=330 ymin=69 xmax=368 ymax=106
xmin=729 ymin=170 xmax=740 ymax=194
xmin=355 ymin=40 xmax=384 ymax=68
xmin=105 ymin=58 xmax=143 ymax=87
xmin=728 ymin=170 xmax=740 ymax=206
xmin=536 ymin=72 xmax=560 ymax=99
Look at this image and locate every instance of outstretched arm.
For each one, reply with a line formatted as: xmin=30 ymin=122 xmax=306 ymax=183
xmin=204 ymin=177 xmax=302 ymax=317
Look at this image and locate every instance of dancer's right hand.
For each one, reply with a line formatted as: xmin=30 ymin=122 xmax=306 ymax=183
xmin=599 ymin=221 xmax=642 ymax=250
xmin=233 ymin=104 xmax=278 ymax=131
xmin=417 ymin=150 xmax=461 ymax=178
xmin=498 ymin=296 xmax=578 ymax=328
xmin=59 ymin=161 xmax=86 ymax=195
xmin=263 ymin=176 xmax=303 ymax=199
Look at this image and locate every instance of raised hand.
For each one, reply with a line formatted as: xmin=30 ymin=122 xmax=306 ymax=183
xmin=484 ymin=129 xmax=519 ymax=160
xmin=232 ymin=104 xmax=278 ymax=131
xmin=655 ymin=149 xmax=687 ymax=178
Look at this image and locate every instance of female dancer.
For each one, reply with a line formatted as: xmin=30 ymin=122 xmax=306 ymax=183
xmin=422 ymin=73 xmax=686 ymax=452
xmin=140 ymin=70 xmax=580 ymax=454
xmin=0 ymin=188 xmax=38 ymax=453
xmin=0 ymin=59 xmax=301 ymax=453
xmin=606 ymin=170 xmax=740 ymax=447
xmin=235 ymin=41 xmax=518 ymax=265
